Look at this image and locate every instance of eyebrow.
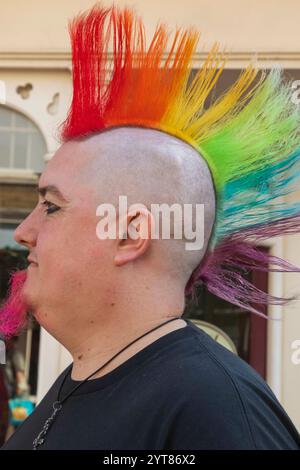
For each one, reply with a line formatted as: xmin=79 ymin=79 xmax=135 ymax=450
xmin=36 ymin=185 xmax=69 ymax=203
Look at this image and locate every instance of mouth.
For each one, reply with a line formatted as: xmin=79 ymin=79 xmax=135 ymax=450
xmin=28 ymin=261 xmax=38 ymax=268
xmin=27 ymin=256 xmax=38 ymax=267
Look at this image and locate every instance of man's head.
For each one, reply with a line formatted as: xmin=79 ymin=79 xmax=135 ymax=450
xmin=4 ymin=127 xmax=215 ymax=348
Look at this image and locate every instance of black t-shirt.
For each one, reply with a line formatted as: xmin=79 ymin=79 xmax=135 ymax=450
xmin=2 ymin=319 xmax=300 ymax=450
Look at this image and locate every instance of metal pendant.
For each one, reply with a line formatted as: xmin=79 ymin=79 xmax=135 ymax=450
xmin=32 ymin=401 xmax=62 ymax=450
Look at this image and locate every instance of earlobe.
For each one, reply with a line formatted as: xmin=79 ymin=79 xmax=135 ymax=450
xmin=114 ymin=235 xmax=151 ymax=267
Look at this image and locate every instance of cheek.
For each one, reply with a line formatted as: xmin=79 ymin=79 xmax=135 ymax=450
xmin=36 ymin=217 xmax=114 ymax=283
xmin=36 ymin=222 xmax=74 ymax=267
xmin=76 ymin=220 xmax=114 ymax=265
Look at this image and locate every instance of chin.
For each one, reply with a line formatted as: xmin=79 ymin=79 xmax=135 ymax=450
xmin=22 ymin=286 xmax=38 ymax=313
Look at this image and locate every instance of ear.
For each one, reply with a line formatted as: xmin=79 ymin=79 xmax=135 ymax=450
xmin=114 ymin=207 xmax=155 ymax=267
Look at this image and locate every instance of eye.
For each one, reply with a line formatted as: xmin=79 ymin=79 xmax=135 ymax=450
xmin=40 ymin=200 xmax=60 ymax=215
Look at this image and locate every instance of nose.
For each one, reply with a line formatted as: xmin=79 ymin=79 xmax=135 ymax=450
xmin=13 ymin=209 xmax=39 ymax=250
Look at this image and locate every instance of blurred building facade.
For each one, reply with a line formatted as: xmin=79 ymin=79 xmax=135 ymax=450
xmin=0 ymin=0 xmax=300 ymax=430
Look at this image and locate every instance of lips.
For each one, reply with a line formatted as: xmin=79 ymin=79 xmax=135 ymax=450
xmin=27 ymin=256 xmax=38 ymax=266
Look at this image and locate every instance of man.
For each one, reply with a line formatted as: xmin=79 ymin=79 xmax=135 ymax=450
xmin=1 ymin=4 xmax=300 ymax=449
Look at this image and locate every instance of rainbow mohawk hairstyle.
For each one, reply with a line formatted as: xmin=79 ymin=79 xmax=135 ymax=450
xmin=60 ymin=3 xmax=300 ymax=316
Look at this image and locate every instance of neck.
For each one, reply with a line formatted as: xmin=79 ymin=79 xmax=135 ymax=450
xmin=55 ymin=277 xmax=187 ymax=381
xmin=69 ymin=313 xmax=186 ymax=381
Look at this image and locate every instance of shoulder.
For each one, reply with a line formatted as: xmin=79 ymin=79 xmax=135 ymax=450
xmin=153 ymin=322 xmax=300 ymax=449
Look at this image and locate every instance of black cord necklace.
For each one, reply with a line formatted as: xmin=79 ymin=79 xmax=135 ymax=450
xmin=32 ymin=316 xmax=183 ymax=450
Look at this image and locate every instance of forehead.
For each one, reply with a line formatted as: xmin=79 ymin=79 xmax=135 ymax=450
xmin=38 ymin=140 xmax=97 ymax=200
xmin=45 ymin=140 xmax=88 ymax=174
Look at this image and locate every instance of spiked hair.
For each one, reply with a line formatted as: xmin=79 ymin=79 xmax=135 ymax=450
xmin=60 ymin=4 xmax=300 ymax=315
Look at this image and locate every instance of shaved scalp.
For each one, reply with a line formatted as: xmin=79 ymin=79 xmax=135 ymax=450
xmin=74 ymin=127 xmax=216 ymax=286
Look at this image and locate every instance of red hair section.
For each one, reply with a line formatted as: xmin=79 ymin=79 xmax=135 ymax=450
xmin=60 ymin=4 xmax=198 ymax=141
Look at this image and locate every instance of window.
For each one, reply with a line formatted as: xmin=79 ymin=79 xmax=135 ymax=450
xmin=0 ymin=105 xmax=47 ymax=173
